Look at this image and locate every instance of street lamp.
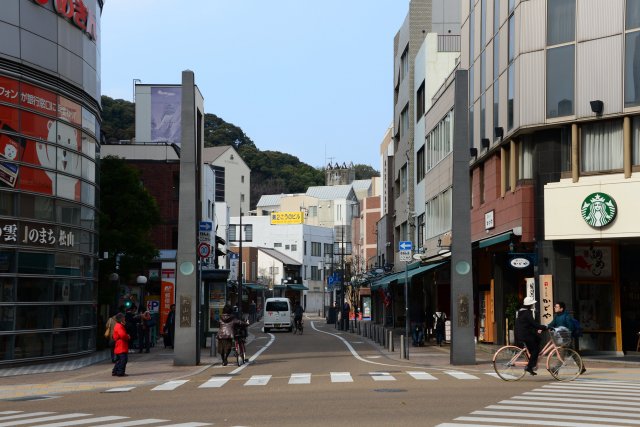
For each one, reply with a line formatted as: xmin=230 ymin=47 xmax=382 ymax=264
xmin=137 ymin=275 xmax=148 ymax=312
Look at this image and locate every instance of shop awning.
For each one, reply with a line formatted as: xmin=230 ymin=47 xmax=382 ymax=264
xmin=396 ymin=261 xmax=447 ymax=284
xmin=478 ymin=231 xmax=512 ymax=248
xmin=370 ymin=272 xmax=402 ymax=290
xmin=287 ymin=284 xmax=309 ymax=291
xmin=242 ymin=283 xmax=265 ymax=290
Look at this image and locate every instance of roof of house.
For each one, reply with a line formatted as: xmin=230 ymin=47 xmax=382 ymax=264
xmin=351 ymin=179 xmax=372 ymax=191
xmin=256 ymin=194 xmax=284 ymax=207
xmin=258 ymin=247 xmax=301 ymax=265
xmin=202 ymin=146 xmax=231 ymax=163
xmin=305 ymin=185 xmax=355 ymax=200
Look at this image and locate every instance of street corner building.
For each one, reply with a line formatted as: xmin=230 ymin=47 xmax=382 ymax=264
xmin=0 ymin=0 xmax=103 ymax=365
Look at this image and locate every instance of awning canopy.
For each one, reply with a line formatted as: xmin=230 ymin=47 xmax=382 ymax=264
xmin=242 ymin=283 xmax=265 ymax=290
xmin=370 ymin=262 xmax=448 ymax=289
xmin=370 ymin=272 xmax=402 ymax=290
xmin=396 ymin=261 xmax=447 ymax=285
xmin=287 ymin=284 xmax=308 ymax=291
xmin=478 ymin=231 xmax=512 ymax=248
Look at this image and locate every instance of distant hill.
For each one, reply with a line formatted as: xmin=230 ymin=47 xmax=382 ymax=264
xmin=100 ymin=96 xmax=379 ymax=209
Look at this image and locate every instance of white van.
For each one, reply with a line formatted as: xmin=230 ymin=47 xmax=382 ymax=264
xmin=263 ymin=297 xmax=292 ymax=332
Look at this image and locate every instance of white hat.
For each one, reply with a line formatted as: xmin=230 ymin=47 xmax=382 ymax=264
xmin=523 ymin=296 xmax=537 ymax=306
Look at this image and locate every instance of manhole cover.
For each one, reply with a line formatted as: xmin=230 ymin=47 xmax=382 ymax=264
xmin=373 ymin=388 xmax=407 ymax=393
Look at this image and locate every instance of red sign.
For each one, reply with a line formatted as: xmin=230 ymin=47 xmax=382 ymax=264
xmin=33 ymin=0 xmax=98 ymax=41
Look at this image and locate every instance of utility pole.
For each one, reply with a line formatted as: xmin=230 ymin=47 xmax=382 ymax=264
xmin=238 ymin=210 xmax=243 ymax=319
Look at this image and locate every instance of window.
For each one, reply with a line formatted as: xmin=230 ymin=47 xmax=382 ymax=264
xmin=416 ymin=81 xmax=425 ymax=121
xmin=481 ymin=0 xmax=487 ymax=48
xmin=241 ymin=175 xmax=244 ymax=183
xmin=311 ymin=266 xmax=321 ymax=280
xmin=481 ymin=51 xmax=486 ymax=93
xmin=400 ymin=221 xmax=408 ymax=242
xmin=269 ymin=266 xmax=279 ymax=275
xmin=416 ymin=146 xmax=425 ymax=182
xmin=547 ymin=0 xmax=575 ymax=46
xmin=311 ymin=242 xmax=321 ymax=256
xmin=240 ymin=194 xmax=245 ymax=202
xmin=518 ymin=137 xmax=533 ymax=179
xmin=508 ymin=63 xmax=515 ymax=128
xmin=400 ymin=164 xmax=408 ymax=193
xmin=308 ymin=206 xmax=317 ymax=217
xmin=469 ymin=105 xmax=475 ymax=146
xmin=581 ymin=120 xmax=623 ymax=172
xmin=481 ymin=94 xmax=486 ymax=139
xmin=285 ymin=245 xmax=290 ymax=250
xmin=508 ymin=15 xmax=515 ymax=63
xmin=304 ymin=241 xmax=307 ymax=255
xmin=503 ymin=145 xmax=511 ymax=192
xmin=274 ymin=242 xmax=282 ymax=248
xmin=494 ymin=0 xmax=500 ymax=34
xmin=213 ymin=166 xmax=225 ymax=202
xmin=425 ymin=188 xmax=452 ymax=239
xmin=470 ymin=6 xmax=475 ymax=64
xmin=324 ymin=243 xmax=333 ymax=256
xmin=400 ymin=104 xmax=409 ymax=138
xmin=625 ymin=31 xmax=640 ymax=107
xmin=400 ymin=46 xmax=409 ymax=81
xmin=508 ymin=0 xmax=514 ymax=13
xmin=627 ymin=0 xmax=640 ymax=29
xmin=426 ymin=110 xmax=454 ymax=170
xmin=417 ymin=213 xmax=425 ymax=249
xmin=546 ymin=45 xmax=575 ymax=118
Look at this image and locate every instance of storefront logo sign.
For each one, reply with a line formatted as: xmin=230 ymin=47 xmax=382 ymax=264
xmin=509 ymin=257 xmax=530 ymax=269
xmin=581 ymin=192 xmax=617 ymax=228
xmin=33 ymin=0 xmax=98 ymax=41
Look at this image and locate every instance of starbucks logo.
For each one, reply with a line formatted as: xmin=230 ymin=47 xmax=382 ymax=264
xmin=581 ymin=193 xmax=617 ymax=227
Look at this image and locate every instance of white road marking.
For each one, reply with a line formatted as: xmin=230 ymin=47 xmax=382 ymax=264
xmin=92 ymin=420 xmax=168 ymax=427
xmin=330 ymin=372 xmax=353 ymax=383
xmin=199 ymin=376 xmax=232 ymax=388
xmin=229 ymin=333 xmax=275 ymax=375
xmin=151 ymin=380 xmax=189 ymax=391
xmin=158 ymin=423 xmax=212 ymax=427
xmin=0 ymin=414 xmax=91 ymax=427
xmin=370 ymin=372 xmax=395 ymax=381
xmin=28 ymin=416 xmax=128 ymax=426
xmin=486 ymin=404 xmax=640 ymax=418
xmin=0 ymin=413 xmax=53 ymax=422
xmin=365 ymin=356 xmax=381 ymax=359
xmin=407 ymin=371 xmax=437 ymax=380
xmin=485 ymin=372 xmax=518 ymax=380
xmin=103 ymin=387 xmax=135 ymax=393
xmin=244 ymin=375 xmax=271 ymax=386
xmin=456 ymin=415 xmax=626 ymax=426
xmin=444 ymin=370 xmax=479 ymax=380
xmin=289 ymin=373 xmax=311 ymax=384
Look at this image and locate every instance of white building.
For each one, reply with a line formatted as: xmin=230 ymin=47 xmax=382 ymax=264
xmin=203 ymin=146 xmax=251 ymax=217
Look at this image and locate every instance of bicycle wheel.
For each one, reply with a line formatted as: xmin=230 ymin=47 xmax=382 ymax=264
xmin=493 ymin=345 xmax=528 ymax=381
xmin=239 ymin=340 xmax=246 ymax=364
xmin=234 ymin=341 xmax=241 ymax=366
xmin=547 ymin=347 xmax=582 ymax=381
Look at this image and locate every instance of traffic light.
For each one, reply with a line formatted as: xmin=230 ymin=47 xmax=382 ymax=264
xmin=123 ymin=297 xmax=133 ymax=310
xmin=214 ymin=235 xmax=226 ymax=268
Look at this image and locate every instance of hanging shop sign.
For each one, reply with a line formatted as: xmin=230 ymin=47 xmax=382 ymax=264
xmin=509 ymin=257 xmax=530 ymax=269
xmin=580 ymin=192 xmax=617 ymax=228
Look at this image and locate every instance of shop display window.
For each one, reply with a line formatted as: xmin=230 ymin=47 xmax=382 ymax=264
xmin=13 ymin=333 xmax=53 ymax=359
xmin=15 ymin=305 xmax=52 ymax=330
xmin=17 ymin=252 xmax=55 ymax=275
xmin=0 ymin=252 xmax=16 ymax=275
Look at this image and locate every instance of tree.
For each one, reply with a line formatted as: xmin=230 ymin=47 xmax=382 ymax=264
xmin=101 ymin=96 xmax=135 ymax=142
xmin=353 ymin=164 xmax=380 ymax=179
xmin=99 ymin=156 xmax=161 ymax=303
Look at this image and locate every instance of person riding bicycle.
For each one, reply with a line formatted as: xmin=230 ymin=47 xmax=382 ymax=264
xmin=218 ymin=304 xmax=248 ymax=366
xmin=293 ymin=303 xmax=304 ymax=330
xmin=548 ymin=301 xmax=586 ymax=374
xmin=514 ymin=296 xmax=547 ymax=376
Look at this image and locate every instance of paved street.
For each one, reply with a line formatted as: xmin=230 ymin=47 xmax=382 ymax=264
xmin=1 ymin=317 xmax=640 ymax=426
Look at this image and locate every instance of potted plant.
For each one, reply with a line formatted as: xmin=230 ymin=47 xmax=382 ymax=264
xmin=504 ymin=294 xmax=521 ymax=344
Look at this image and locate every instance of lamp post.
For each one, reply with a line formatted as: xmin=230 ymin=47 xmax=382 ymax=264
xmin=137 ymin=274 xmax=148 ymax=312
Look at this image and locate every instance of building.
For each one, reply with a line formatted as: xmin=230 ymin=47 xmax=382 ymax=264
xmin=0 ymin=0 xmax=104 ymax=364
xmin=203 ymin=145 xmax=250 ymax=217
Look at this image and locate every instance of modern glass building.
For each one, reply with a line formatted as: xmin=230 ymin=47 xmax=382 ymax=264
xmin=0 ymin=0 xmax=103 ymax=364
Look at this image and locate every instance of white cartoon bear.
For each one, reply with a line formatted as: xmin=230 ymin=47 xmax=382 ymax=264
xmin=36 ymin=120 xmax=81 ymax=200
xmin=3 ymin=143 xmax=17 ymax=160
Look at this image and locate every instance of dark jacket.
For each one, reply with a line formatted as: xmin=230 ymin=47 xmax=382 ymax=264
xmin=548 ymin=311 xmax=574 ymax=332
xmin=514 ymin=308 xmax=546 ymax=343
xmin=218 ymin=313 xmax=246 ymax=339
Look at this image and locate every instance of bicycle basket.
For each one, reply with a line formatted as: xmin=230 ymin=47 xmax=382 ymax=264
xmin=551 ymin=326 xmax=572 ymax=347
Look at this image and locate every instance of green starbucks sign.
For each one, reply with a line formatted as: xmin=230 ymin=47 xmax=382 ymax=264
xmin=581 ymin=192 xmax=617 ymax=227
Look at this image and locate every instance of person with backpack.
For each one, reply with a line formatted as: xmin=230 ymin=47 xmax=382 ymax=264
xmin=549 ymin=301 xmax=586 ymax=374
xmin=433 ymin=310 xmax=447 ymax=346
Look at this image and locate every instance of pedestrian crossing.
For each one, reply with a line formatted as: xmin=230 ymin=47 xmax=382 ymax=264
xmin=103 ymin=370 xmax=495 ymax=393
xmin=437 ymin=378 xmax=640 ymax=426
xmin=0 ymin=411 xmax=211 ymax=427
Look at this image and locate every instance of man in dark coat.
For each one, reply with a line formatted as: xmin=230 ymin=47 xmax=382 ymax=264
xmin=163 ymin=304 xmax=176 ymax=348
xmin=515 ymin=296 xmax=547 ymax=375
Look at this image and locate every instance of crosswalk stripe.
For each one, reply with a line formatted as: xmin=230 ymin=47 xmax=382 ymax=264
xmin=456 ymin=415 xmax=626 ymax=426
xmin=28 ymin=416 xmax=128 ymax=427
xmin=499 ymin=398 xmax=640 ymax=413
xmin=244 ymin=375 xmax=271 ymax=386
xmin=199 ymin=376 xmax=232 ymax=388
xmin=512 ymin=395 xmax=640 ymax=407
xmin=539 ymin=386 xmax=640 ymax=398
xmin=158 ymin=423 xmax=212 ymax=427
xmin=437 ymin=424 xmax=506 ymax=427
xmin=0 ymin=414 xmax=91 ymax=427
xmin=444 ymin=370 xmax=479 ymax=380
xmin=0 ymin=412 xmax=22 ymax=416
xmin=485 ymin=372 xmax=518 ymax=380
xmin=524 ymin=390 xmax=640 ymax=402
xmin=331 ymin=372 xmax=353 ymax=383
xmin=471 ymin=410 xmax=640 ymax=425
xmin=152 ymin=380 xmax=189 ymax=391
xmin=289 ymin=373 xmax=311 ymax=384
xmin=370 ymin=372 xmax=395 ymax=381
xmin=0 ymin=413 xmax=53 ymax=422
xmin=91 ymin=420 xmax=169 ymax=427
xmin=486 ymin=404 xmax=640 ymax=418
xmin=104 ymin=387 xmax=135 ymax=393
xmin=407 ymin=371 xmax=437 ymax=380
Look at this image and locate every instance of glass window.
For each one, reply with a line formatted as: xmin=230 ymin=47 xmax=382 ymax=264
xmin=509 ymin=0 xmax=514 ymax=13
xmin=0 ymin=335 xmax=15 ymax=361
xmin=493 ymin=37 xmax=500 ymax=81
xmin=494 ymin=0 xmax=500 ymax=34
xmin=518 ymin=137 xmax=534 ymax=179
xmin=18 ymin=252 xmax=55 ymax=275
xmin=581 ymin=120 xmax=624 ymax=172
xmin=547 ymin=0 xmax=575 ymax=45
xmin=416 ymin=146 xmax=425 ymax=182
xmin=469 ymin=105 xmax=475 ymax=146
xmin=632 ymin=116 xmax=640 ymax=165
xmin=0 ymin=306 xmax=14 ymax=332
xmin=417 ymin=213 xmax=425 ymax=249
xmin=560 ymin=127 xmax=572 ymax=172
xmin=57 ymin=200 xmax=81 ymax=226
xmin=15 ymin=305 xmax=52 ymax=330
xmin=481 ymin=51 xmax=486 ymax=93
xmin=400 ymin=104 xmax=409 ymax=138
xmin=400 ymin=46 xmax=409 ymax=81
xmin=508 ymin=15 xmax=515 ymax=63
xmin=14 ymin=332 xmax=53 ymax=359
xmin=470 ymin=7 xmax=475 ymax=64
xmin=81 ymin=181 xmax=95 ymax=204
xmin=470 ymin=66 xmax=475 ymax=104
xmin=311 ymin=242 xmax=321 ymax=256
xmin=400 ymin=164 xmax=408 ymax=193
xmin=81 ymin=157 xmax=95 ymax=181
xmin=627 ymin=0 xmax=640 ymax=29
xmin=0 ymin=191 xmax=16 ymax=216
xmin=20 ymin=194 xmax=54 ymax=221
xmin=0 ymin=276 xmax=15 ymax=300
xmin=416 ymin=81 xmax=425 ymax=121
xmin=81 ymin=206 xmax=95 ymax=229
xmin=17 ymin=277 xmax=53 ymax=301
xmin=481 ymin=94 xmax=486 ymax=139
xmin=494 ymin=84 xmax=500 ymax=140
xmin=425 ymin=188 xmax=452 ymax=239
xmin=624 ymin=31 xmax=640 ymax=107
xmin=546 ymin=45 xmax=575 ymax=118
xmin=481 ymin=0 xmax=487 ymax=48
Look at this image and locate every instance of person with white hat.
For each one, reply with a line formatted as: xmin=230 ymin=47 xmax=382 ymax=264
xmin=514 ymin=296 xmax=547 ymax=375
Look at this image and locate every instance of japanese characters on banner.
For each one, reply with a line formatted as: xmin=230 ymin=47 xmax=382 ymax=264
xmin=525 ymin=277 xmax=536 ymax=317
xmin=160 ymin=264 xmax=176 ymax=333
xmin=0 ymin=75 xmax=93 ymax=201
xmin=539 ymin=274 xmax=554 ymax=325
xmin=0 ymin=219 xmax=77 ymax=249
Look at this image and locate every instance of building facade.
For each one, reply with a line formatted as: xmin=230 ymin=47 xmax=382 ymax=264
xmin=0 ymin=0 xmax=104 ymax=364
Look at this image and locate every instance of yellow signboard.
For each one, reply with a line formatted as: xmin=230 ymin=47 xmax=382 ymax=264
xmin=270 ymin=211 xmax=304 ymax=225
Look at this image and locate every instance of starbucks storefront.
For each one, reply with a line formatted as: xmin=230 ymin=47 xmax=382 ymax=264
xmin=545 ymin=176 xmax=640 ymax=354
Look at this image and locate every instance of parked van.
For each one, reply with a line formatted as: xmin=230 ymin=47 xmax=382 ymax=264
xmin=263 ymin=297 xmax=292 ymax=332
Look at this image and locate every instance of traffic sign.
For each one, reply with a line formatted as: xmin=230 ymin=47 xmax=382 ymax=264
xmin=197 ymin=242 xmax=211 ymax=259
xmin=399 ymin=241 xmax=413 ymax=251
xmin=399 ymin=250 xmax=412 ymax=262
xmin=198 ymin=221 xmax=212 ymax=243
xmin=199 ymin=221 xmax=213 ymax=231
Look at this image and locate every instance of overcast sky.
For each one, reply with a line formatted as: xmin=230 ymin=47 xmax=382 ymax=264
xmin=101 ymin=1 xmax=409 ymax=169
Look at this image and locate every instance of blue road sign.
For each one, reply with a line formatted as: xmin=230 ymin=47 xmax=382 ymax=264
xmin=399 ymin=241 xmax=413 ymax=251
xmin=199 ymin=221 xmax=213 ymax=232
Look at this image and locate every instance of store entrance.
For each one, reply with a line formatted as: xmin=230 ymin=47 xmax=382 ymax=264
xmin=620 ymin=244 xmax=640 ymax=353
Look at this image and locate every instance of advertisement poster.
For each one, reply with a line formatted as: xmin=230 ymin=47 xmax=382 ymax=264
xmin=160 ymin=266 xmax=176 ymax=332
xmin=208 ymin=282 xmax=226 ymax=331
xmin=151 ymin=87 xmax=182 ymax=144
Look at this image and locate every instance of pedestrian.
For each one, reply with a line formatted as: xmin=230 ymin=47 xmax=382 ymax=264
xmin=548 ymin=301 xmax=586 ymax=374
xmin=163 ymin=304 xmax=176 ymax=348
xmin=514 ymin=296 xmax=547 ymax=375
xmin=217 ymin=305 xmax=247 ymax=366
xmin=137 ymin=311 xmax=153 ymax=353
xmin=249 ymin=300 xmax=257 ymax=324
xmin=342 ymin=301 xmax=350 ymax=331
xmin=433 ymin=309 xmax=447 ymax=346
xmin=125 ymin=305 xmax=138 ymax=350
xmin=104 ymin=313 xmax=118 ymax=362
xmin=112 ymin=313 xmax=130 ymax=377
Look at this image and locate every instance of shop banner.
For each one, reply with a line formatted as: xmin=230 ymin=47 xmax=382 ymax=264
xmin=160 ymin=266 xmax=176 ymax=332
xmin=539 ymin=274 xmax=553 ymax=325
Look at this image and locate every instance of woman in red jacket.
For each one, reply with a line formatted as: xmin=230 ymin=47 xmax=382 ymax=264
xmin=112 ymin=313 xmax=130 ymax=377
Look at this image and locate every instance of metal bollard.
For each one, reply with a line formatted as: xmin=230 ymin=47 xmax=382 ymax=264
xmin=400 ymin=335 xmax=405 ymax=359
xmin=210 ymin=332 xmax=217 ymax=357
xmin=388 ymin=330 xmax=393 ymax=352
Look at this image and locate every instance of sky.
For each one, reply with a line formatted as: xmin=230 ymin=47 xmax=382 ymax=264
xmin=100 ymin=1 xmax=409 ymax=170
